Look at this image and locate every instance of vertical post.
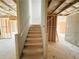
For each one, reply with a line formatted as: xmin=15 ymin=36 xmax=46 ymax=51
xmin=51 ymin=16 xmax=53 ymax=42
xmin=45 ymin=0 xmax=48 ymax=59
xmin=53 ymin=15 xmax=57 ymax=42
xmin=17 ymin=0 xmax=21 ymax=34
xmin=15 ymin=34 xmax=20 ymax=59
xmin=15 ymin=0 xmax=20 ymax=59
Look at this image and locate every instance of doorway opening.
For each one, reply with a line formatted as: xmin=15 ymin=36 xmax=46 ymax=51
xmin=57 ymin=16 xmax=66 ymax=42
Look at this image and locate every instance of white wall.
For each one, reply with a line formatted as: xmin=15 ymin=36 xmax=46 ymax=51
xmin=17 ymin=0 xmax=30 ymax=56
xmin=29 ymin=0 xmax=41 ymax=25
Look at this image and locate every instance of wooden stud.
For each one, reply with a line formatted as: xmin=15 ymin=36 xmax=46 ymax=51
xmin=47 ymin=15 xmax=57 ymax=42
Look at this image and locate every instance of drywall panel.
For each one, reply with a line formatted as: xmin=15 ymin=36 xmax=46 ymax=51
xmin=66 ymin=12 xmax=79 ymax=47
xmin=18 ymin=0 xmax=30 ymax=56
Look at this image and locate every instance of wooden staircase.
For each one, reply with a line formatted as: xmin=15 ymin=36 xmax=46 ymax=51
xmin=21 ymin=25 xmax=43 ymax=59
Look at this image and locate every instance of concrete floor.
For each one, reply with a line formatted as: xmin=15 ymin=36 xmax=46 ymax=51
xmin=0 ymin=35 xmax=16 ymax=59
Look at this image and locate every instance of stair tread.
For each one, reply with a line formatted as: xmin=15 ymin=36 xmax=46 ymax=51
xmin=26 ymin=39 xmax=41 ymax=42
xmin=21 ymin=55 xmax=43 ymax=59
xmin=31 ymin=26 xmax=40 ymax=27
xmin=27 ymin=36 xmax=41 ymax=38
xmin=22 ymin=55 xmax=43 ymax=59
xmin=25 ymin=45 xmax=42 ymax=49
xmin=27 ymin=38 xmax=41 ymax=40
xmin=29 ymin=28 xmax=40 ymax=30
xmin=25 ymin=43 xmax=42 ymax=46
xmin=22 ymin=57 xmax=43 ymax=59
xmin=26 ymin=39 xmax=41 ymax=43
xmin=27 ymin=36 xmax=41 ymax=37
xmin=28 ymin=34 xmax=41 ymax=36
xmin=22 ymin=52 xmax=43 ymax=56
xmin=29 ymin=31 xmax=41 ymax=32
xmin=26 ymin=39 xmax=41 ymax=41
xmin=28 ymin=32 xmax=41 ymax=34
xmin=29 ymin=29 xmax=41 ymax=30
xmin=27 ymin=37 xmax=41 ymax=39
xmin=23 ymin=48 xmax=43 ymax=53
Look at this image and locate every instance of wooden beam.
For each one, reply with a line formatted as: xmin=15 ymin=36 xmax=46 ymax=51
xmin=0 ymin=6 xmax=5 ymax=10
xmin=48 ymin=0 xmax=52 ymax=7
xmin=13 ymin=0 xmax=17 ymax=3
xmin=0 ymin=0 xmax=16 ymax=11
xmin=9 ymin=16 xmax=17 ymax=20
xmin=48 ymin=0 xmax=65 ymax=14
xmin=48 ymin=14 xmax=57 ymax=16
xmin=57 ymin=0 xmax=79 ymax=14
xmin=48 ymin=0 xmax=51 ymax=2
xmin=0 ymin=6 xmax=13 ymax=15
xmin=0 ymin=16 xmax=17 ymax=20
xmin=50 ymin=0 xmax=66 ymax=14
xmin=0 ymin=9 xmax=10 ymax=15
xmin=66 ymin=9 xmax=79 ymax=16
xmin=0 ymin=6 xmax=10 ymax=12
xmin=58 ymin=14 xmax=69 ymax=16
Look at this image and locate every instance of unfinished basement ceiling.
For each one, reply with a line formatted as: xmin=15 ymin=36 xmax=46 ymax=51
xmin=0 ymin=0 xmax=16 ymax=16
xmin=60 ymin=2 xmax=79 ymax=15
xmin=48 ymin=0 xmax=79 ymax=16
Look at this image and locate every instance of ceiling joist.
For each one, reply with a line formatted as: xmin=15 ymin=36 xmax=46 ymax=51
xmin=13 ymin=0 xmax=17 ymax=3
xmin=48 ymin=0 xmax=52 ymax=7
xmin=0 ymin=6 xmax=8 ymax=11
xmin=48 ymin=0 xmax=79 ymax=16
xmin=0 ymin=0 xmax=16 ymax=11
xmin=48 ymin=0 xmax=66 ymax=14
xmin=0 ymin=5 xmax=14 ymax=16
xmin=0 ymin=9 xmax=11 ymax=15
xmin=56 ymin=0 xmax=79 ymax=14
